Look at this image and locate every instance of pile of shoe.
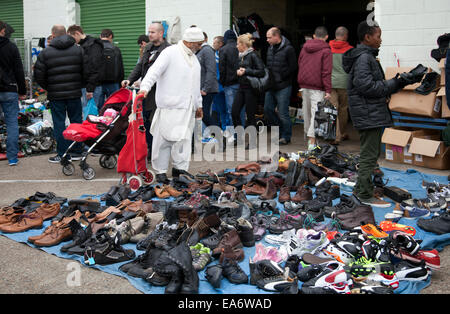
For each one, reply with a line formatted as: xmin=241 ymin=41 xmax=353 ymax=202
xmin=260 ymin=222 xmax=439 ymax=294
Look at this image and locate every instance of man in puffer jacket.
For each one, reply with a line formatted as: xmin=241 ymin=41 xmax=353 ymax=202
xmin=297 ymin=26 xmax=332 ymax=151
xmin=34 ymin=25 xmax=85 ymax=163
xmin=342 ymin=21 xmax=414 ymax=208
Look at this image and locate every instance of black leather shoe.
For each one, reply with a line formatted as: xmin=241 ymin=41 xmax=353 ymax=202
xmin=172 ymin=168 xmax=195 ymax=179
xmin=156 ymin=173 xmax=170 ymax=184
xmin=415 ymin=71 xmax=439 ymax=95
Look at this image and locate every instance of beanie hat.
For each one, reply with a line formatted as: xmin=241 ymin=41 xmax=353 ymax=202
xmin=223 ymin=29 xmax=237 ymax=44
xmin=182 ymin=27 xmax=204 ymax=42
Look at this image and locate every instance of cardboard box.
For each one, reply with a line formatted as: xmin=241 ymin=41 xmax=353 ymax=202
xmin=409 ymin=136 xmax=450 ymax=170
xmin=439 ymin=58 xmax=446 ymax=86
xmin=385 ymin=67 xmax=431 ymax=91
xmin=389 ymin=90 xmax=441 ymax=118
xmin=437 ymin=87 xmax=450 ymax=118
xmin=381 ymin=127 xmax=441 ymax=165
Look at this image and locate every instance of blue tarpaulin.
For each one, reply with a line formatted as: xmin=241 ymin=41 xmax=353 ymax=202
xmin=1 ymin=167 xmax=448 ymax=294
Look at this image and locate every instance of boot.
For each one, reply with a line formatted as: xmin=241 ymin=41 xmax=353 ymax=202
xmin=278 ymin=185 xmax=291 ymax=203
xmin=291 ymin=185 xmax=313 ymax=203
xmin=167 ymin=242 xmax=199 ymax=294
xmin=205 ymin=264 xmax=223 ymax=289
xmin=164 ymin=264 xmax=184 ymax=294
xmin=259 ymin=178 xmax=277 ymax=200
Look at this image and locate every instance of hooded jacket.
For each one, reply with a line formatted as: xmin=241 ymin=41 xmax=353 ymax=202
xmin=79 ymin=35 xmax=104 ymax=92
xmin=266 ymin=36 xmax=297 ymax=91
xmin=219 ymin=38 xmax=240 ymax=87
xmin=0 ymin=36 xmax=26 ymax=95
xmin=34 ymin=35 xmax=84 ymax=101
xmin=342 ymin=44 xmax=400 ymax=130
xmin=330 ymin=40 xmax=353 ymax=89
xmin=297 ymin=39 xmax=332 ymax=93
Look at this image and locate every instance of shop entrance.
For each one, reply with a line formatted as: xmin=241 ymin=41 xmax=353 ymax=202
xmin=232 ymin=0 xmax=373 ymax=56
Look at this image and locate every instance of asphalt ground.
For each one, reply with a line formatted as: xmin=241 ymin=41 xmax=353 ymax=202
xmin=0 ymin=124 xmax=448 ymax=294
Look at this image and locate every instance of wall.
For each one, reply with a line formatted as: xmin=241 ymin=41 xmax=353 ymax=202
xmin=375 ymin=0 xmax=450 ymax=72
xmin=146 ymin=0 xmax=230 ymax=45
xmin=23 ymin=0 xmax=76 ymax=39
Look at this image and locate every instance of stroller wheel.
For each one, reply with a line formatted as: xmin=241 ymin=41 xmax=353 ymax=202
xmin=82 ymin=167 xmax=96 ymax=180
xmin=99 ymin=155 xmax=117 ymax=169
xmin=143 ymin=170 xmax=155 ymax=185
xmin=127 ymin=175 xmax=143 ymax=192
xmin=62 ymin=163 xmax=75 ymax=176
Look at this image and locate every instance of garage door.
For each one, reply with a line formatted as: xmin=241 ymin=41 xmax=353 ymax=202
xmin=76 ymin=0 xmax=146 ymax=77
xmin=0 ymin=0 xmax=24 ymax=39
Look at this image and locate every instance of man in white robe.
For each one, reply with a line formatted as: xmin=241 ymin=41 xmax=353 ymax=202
xmin=138 ymin=27 xmax=204 ymax=183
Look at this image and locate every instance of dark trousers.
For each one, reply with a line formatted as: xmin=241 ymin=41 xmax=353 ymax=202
xmin=49 ymin=98 xmax=83 ymax=156
xmin=232 ymin=87 xmax=257 ymax=128
xmin=143 ymin=109 xmax=154 ymax=157
xmin=202 ymin=93 xmax=217 ymax=128
xmin=354 ymin=127 xmax=383 ymax=200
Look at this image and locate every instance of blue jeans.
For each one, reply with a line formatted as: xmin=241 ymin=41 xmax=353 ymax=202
xmin=94 ymin=83 xmax=120 ymax=111
xmin=264 ymin=86 xmax=293 ymax=141
xmin=0 ymin=92 xmax=19 ymax=161
xmin=49 ymin=98 xmax=83 ymax=157
xmin=212 ymin=91 xmax=227 ymax=130
xmin=224 ymin=84 xmax=245 ymax=126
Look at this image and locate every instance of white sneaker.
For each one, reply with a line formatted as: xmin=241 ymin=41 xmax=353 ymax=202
xmin=290 ymin=231 xmax=329 ymax=258
xmin=265 ymin=229 xmax=297 ymax=246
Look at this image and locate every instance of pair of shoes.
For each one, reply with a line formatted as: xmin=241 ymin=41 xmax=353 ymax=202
xmin=48 ymin=155 xmax=63 ymax=163
xmin=359 ymin=196 xmax=392 ymax=208
xmin=8 ymin=158 xmax=18 ymax=166
xmin=279 ymin=138 xmax=291 ymax=145
xmin=190 ymin=243 xmax=211 ymax=271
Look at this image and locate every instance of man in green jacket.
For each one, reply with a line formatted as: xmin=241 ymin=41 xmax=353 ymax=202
xmin=329 ymin=26 xmax=353 ymax=144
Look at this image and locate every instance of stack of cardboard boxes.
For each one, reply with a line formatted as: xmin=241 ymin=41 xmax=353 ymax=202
xmin=381 ymin=63 xmax=450 ymax=170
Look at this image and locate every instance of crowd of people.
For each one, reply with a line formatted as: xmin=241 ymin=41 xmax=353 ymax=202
xmin=0 ymin=19 xmax=423 ymax=207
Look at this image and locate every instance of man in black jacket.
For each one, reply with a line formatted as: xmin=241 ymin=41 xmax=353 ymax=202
xmin=34 ymin=25 xmax=85 ymax=163
xmin=264 ymin=27 xmax=297 ymax=145
xmin=122 ymin=22 xmax=170 ymax=157
xmin=343 ymin=21 xmax=422 ymax=208
xmin=95 ymin=29 xmax=124 ymax=110
xmin=219 ymin=30 xmax=244 ymax=139
xmin=0 ymin=21 xmax=27 ymax=166
xmin=67 ymin=25 xmax=104 ymax=109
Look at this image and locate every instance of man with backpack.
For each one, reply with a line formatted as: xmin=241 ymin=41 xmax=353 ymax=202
xmin=67 ymin=25 xmax=104 ymax=109
xmin=96 ymin=29 xmax=124 ymax=110
xmin=0 ymin=21 xmax=27 ymax=166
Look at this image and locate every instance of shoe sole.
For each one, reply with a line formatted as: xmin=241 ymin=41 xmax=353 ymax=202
xmin=361 ymin=201 xmax=392 ymax=208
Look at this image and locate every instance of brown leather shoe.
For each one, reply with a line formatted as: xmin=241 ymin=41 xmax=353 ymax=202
xmin=33 ymin=223 xmax=72 ymax=247
xmin=213 ymin=178 xmax=237 ymax=193
xmin=155 ymin=185 xmax=171 ymax=199
xmin=93 ymin=206 xmax=122 ymax=222
xmin=33 ymin=203 xmax=61 ymax=221
xmin=291 ymin=185 xmax=313 ymax=203
xmin=219 ymin=244 xmax=245 ymax=262
xmin=235 ymin=162 xmax=261 ymax=174
xmin=212 ymin=229 xmax=243 ymax=256
xmin=0 ymin=213 xmax=43 ymax=233
xmin=0 ymin=208 xmax=25 ymax=225
xmin=242 ymin=181 xmax=266 ymax=195
xmin=28 ymin=210 xmax=84 ymax=243
xmin=164 ymin=184 xmax=183 ymax=197
xmin=259 ymin=178 xmax=278 ymax=200
xmin=278 ymin=185 xmax=291 ymax=203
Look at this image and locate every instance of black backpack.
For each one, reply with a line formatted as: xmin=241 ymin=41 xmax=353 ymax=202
xmin=102 ymin=43 xmax=120 ymax=82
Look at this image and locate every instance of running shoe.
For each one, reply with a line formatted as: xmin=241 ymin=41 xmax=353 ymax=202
xmin=379 ymin=221 xmax=416 ymax=236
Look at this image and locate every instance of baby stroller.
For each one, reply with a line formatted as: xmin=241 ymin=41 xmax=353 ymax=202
xmin=61 ymin=88 xmax=134 ymax=180
xmin=117 ymin=91 xmax=155 ymax=190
